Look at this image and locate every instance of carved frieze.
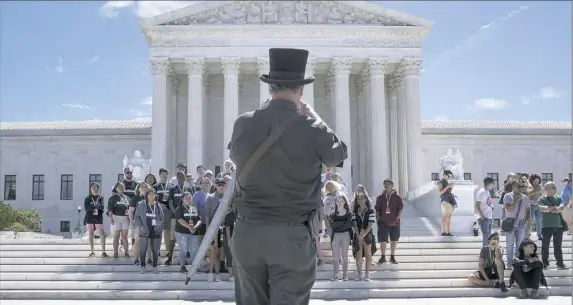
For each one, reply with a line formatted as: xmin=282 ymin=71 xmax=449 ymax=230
xmin=185 ymin=57 xmax=206 ymax=76
xmin=149 ymin=57 xmax=172 ymax=75
xmin=163 ymin=1 xmax=411 ymax=26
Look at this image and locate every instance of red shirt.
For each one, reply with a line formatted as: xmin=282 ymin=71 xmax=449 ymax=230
xmin=374 ymin=190 xmax=404 ymax=226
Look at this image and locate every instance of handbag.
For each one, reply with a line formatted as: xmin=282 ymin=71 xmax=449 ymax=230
xmin=561 ymin=215 xmax=569 ymax=232
xmin=501 ymin=196 xmax=523 ymax=232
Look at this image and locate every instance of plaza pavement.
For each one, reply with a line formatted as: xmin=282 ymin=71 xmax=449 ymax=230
xmin=1 ymin=298 xmax=571 ymax=305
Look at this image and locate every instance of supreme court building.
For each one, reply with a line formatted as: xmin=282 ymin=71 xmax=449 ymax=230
xmin=142 ymin=1 xmax=432 ymax=196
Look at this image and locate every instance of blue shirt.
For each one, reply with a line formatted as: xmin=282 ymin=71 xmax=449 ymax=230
xmin=192 ymin=191 xmax=208 ymax=219
xmin=561 ymin=183 xmax=572 ymax=208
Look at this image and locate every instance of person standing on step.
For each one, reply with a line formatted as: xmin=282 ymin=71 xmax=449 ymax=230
xmin=134 ymin=187 xmax=164 ymax=273
xmin=155 ymin=168 xmax=170 ymax=256
xmin=467 ymin=232 xmax=508 ymax=292
xmin=438 ymin=170 xmax=456 ymax=236
xmin=169 ymin=163 xmax=188 ymax=187
xmin=538 ymin=182 xmax=568 ymax=270
xmin=217 ymin=159 xmax=236 ymax=179
xmin=560 ymin=177 xmax=572 ymax=235
xmin=174 ymin=191 xmax=202 ymax=273
xmin=329 ymin=192 xmax=352 ymax=281
xmin=502 ymin=180 xmax=530 ymax=268
xmin=107 ymin=182 xmax=131 ymax=258
xmin=475 ymin=177 xmax=496 ymax=247
xmin=352 ymin=192 xmax=375 ymax=281
xmin=121 ymin=167 xmax=138 ymax=247
xmin=223 ymin=206 xmax=237 ymax=282
xmin=130 ymin=182 xmax=152 ymax=266
xmin=193 ymin=177 xmax=212 ymax=243
xmin=205 ymin=178 xmax=227 ymax=282
xmin=165 ymin=171 xmax=188 ymax=265
xmin=228 ymin=48 xmax=347 ymax=305
xmin=85 ymin=182 xmax=107 ymax=258
xmin=375 ymin=179 xmax=403 ymax=264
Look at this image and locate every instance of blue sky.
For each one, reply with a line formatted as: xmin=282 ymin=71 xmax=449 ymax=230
xmin=0 ymin=1 xmax=571 ymax=122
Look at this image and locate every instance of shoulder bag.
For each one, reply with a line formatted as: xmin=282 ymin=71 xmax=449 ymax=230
xmin=501 ymin=196 xmax=523 ymax=232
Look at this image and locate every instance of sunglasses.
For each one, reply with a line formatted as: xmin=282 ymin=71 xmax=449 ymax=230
xmin=125 ymin=172 xmax=133 ymax=174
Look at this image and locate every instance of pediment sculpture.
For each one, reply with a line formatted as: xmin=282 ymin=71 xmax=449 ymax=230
xmin=163 ymin=1 xmax=410 ymax=26
xmin=123 ymin=150 xmax=151 ymax=183
xmin=437 ymin=148 xmax=465 ymax=180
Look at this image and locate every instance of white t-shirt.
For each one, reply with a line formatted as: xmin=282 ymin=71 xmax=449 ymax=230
xmin=476 ymin=188 xmax=493 ymax=219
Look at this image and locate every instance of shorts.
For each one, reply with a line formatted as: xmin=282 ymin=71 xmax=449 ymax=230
xmin=377 ymin=222 xmax=400 ymax=242
xmin=112 ymin=215 xmax=130 ymax=231
xmin=476 ymin=266 xmax=500 ymax=280
xmin=441 ymin=201 xmax=455 ymax=214
xmin=87 ymin=224 xmax=104 ymax=231
xmin=211 ymin=229 xmax=222 ymax=248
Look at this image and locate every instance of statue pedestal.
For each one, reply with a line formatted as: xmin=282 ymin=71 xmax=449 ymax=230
xmin=448 ymin=180 xmax=479 ymax=235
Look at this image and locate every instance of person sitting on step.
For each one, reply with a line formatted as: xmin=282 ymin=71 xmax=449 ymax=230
xmin=508 ymin=239 xmax=548 ymax=299
xmin=467 ymin=232 xmax=508 ymax=292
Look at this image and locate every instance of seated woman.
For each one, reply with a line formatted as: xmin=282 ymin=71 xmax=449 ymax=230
xmin=468 ymin=233 xmax=508 ymax=292
xmin=509 ymin=239 xmax=548 ymax=299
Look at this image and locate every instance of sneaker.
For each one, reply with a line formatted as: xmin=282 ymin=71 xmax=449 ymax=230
xmin=363 ymin=273 xmax=371 ymax=281
xmin=354 ymin=273 xmax=363 ymax=281
xmin=557 ymin=263 xmax=569 ymax=270
xmin=101 ymin=253 xmax=109 ymax=258
xmin=537 ymin=235 xmax=543 ymax=241
xmin=229 ymin=276 xmax=235 ymax=282
xmin=214 ymin=274 xmax=221 ymax=282
xmin=342 ymin=274 xmax=348 ymax=281
xmin=165 ymin=258 xmax=172 ymax=266
xmin=378 ymin=257 xmax=387 ymax=264
xmin=317 ymin=259 xmax=324 ymax=267
xmin=140 ymin=266 xmax=146 ymax=274
xmin=124 ymin=252 xmax=130 ymax=258
xmin=441 ymin=233 xmax=447 ymax=236
xmin=530 ymin=289 xmax=539 ymax=299
xmin=389 ymin=256 xmax=398 ymax=264
xmin=517 ymin=289 xmax=529 ymax=299
xmin=147 ymin=258 xmax=152 ymax=265
xmin=88 ymin=252 xmax=95 ymax=258
xmin=446 ymin=233 xmax=455 ymax=237
xmin=331 ymin=274 xmax=339 ymax=281
xmin=499 ymin=281 xmax=508 ymax=293
xmin=113 ymin=252 xmax=119 ymax=259
xmin=133 ymin=259 xmax=140 ymax=266
xmin=179 ymin=266 xmax=188 ymax=273
xmin=208 ymin=273 xmax=214 ymax=282
xmin=152 ymin=266 xmax=159 ymax=274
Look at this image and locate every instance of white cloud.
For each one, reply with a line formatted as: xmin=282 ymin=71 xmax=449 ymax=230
xmin=98 ymin=1 xmax=196 ymax=19
xmin=472 ymin=98 xmax=508 ymax=110
xmin=141 ymin=96 xmax=152 ymax=106
xmin=129 ymin=96 xmax=153 ymax=121
xmin=538 ymin=86 xmax=563 ymax=99
xmin=90 ymin=56 xmax=99 ymax=64
xmin=424 ymin=5 xmax=528 ymax=72
xmin=61 ymin=103 xmax=92 ymax=110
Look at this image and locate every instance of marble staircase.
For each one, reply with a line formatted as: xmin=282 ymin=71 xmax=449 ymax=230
xmin=1 ymin=235 xmax=571 ymax=300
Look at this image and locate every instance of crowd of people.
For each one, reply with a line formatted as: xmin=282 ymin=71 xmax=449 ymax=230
xmin=466 ymin=171 xmax=571 ymax=299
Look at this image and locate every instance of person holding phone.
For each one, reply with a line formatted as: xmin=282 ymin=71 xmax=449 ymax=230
xmin=468 ymin=233 xmax=508 ymax=292
xmin=438 ymin=170 xmax=457 ymax=236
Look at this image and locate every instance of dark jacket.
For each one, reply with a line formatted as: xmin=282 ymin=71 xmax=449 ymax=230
xmin=229 ymin=100 xmax=348 ymax=222
xmin=133 ymin=202 xmax=164 ymax=237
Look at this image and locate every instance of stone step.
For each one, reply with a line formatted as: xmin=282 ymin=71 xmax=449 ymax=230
xmin=1 ymin=277 xmax=570 ymax=291
xmin=2 ymin=262 xmax=571 ymax=273
xmin=2 ymin=247 xmax=568 ymax=257
xmin=2 ymin=252 xmax=572 ymax=264
xmin=3 ymin=235 xmax=568 ymax=245
xmin=1 ymin=286 xmax=570 ymax=300
xmin=1 ymin=269 xmax=568 ymax=281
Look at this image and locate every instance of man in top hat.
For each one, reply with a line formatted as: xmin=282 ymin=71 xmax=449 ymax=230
xmin=228 ymin=48 xmax=348 ymax=305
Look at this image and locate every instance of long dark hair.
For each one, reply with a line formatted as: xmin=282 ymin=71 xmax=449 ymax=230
xmin=144 ymin=174 xmax=157 ymax=187
xmin=517 ymin=239 xmax=538 ymax=259
xmin=352 ymin=192 xmax=372 ymax=216
xmin=135 ymin=182 xmax=150 ymax=196
xmin=112 ymin=181 xmax=124 ymax=195
xmin=333 ymin=192 xmax=351 ymax=215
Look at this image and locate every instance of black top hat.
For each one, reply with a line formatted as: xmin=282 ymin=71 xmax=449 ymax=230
xmin=260 ymin=48 xmax=315 ymax=86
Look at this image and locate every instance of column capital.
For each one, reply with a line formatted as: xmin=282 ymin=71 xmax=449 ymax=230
xmin=330 ymin=57 xmax=352 ymax=76
xmin=387 ymin=76 xmax=399 ymax=90
xmin=203 ymin=75 xmax=211 ymax=89
xmin=367 ymin=57 xmax=389 ymax=76
xmin=184 ymin=57 xmax=206 ymax=76
xmin=221 ymin=57 xmax=241 ymax=75
xmin=256 ymin=57 xmax=269 ymax=75
xmin=150 ymin=57 xmax=172 ymax=75
xmin=168 ymin=75 xmax=180 ymax=91
xmin=306 ymin=57 xmax=317 ymax=76
xmin=399 ymin=57 xmax=423 ymax=76
xmin=360 ymin=67 xmax=371 ymax=83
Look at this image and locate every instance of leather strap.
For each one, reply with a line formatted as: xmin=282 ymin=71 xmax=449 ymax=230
xmin=237 ymin=115 xmax=298 ymax=186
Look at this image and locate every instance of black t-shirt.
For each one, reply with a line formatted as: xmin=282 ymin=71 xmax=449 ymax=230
xmin=122 ymin=179 xmax=138 ymax=199
xmin=223 ymin=210 xmax=237 ymax=237
xmin=174 ymin=205 xmax=201 ymax=235
xmin=169 ymin=184 xmax=189 ymax=211
xmin=352 ymin=208 xmax=375 ymax=230
xmin=108 ymin=194 xmax=130 ymax=216
xmin=129 ymin=195 xmax=146 ymax=209
xmin=84 ymin=195 xmax=104 ymax=224
xmin=155 ymin=183 xmax=170 ymax=208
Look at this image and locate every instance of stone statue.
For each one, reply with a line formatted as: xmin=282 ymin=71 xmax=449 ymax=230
xmin=123 ymin=150 xmax=151 ymax=182
xmin=438 ymin=148 xmax=465 ymax=180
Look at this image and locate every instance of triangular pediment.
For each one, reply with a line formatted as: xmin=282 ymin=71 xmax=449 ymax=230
xmin=141 ymin=1 xmax=432 ymax=27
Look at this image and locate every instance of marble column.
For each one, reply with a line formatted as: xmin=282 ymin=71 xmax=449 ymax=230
xmin=221 ymin=57 xmax=241 ymax=163
xmin=304 ymin=58 xmax=316 ymax=108
xmin=395 ymin=71 xmax=409 ymax=196
xmin=387 ymin=77 xmax=400 ymax=193
xmin=331 ymin=58 xmax=353 ymax=188
xmin=368 ymin=57 xmax=389 ymax=196
xmin=401 ymin=58 xmax=424 ymax=191
xmin=185 ymin=57 xmax=205 ymax=170
xmin=355 ymin=74 xmax=365 ymax=187
xmin=360 ymin=68 xmax=371 ymax=191
xmin=149 ymin=57 xmax=171 ymax=174
xmin=167 ymin=75 xmax=178 ymax=173
xmin=256 ymin=57 xmax=269 ymax=104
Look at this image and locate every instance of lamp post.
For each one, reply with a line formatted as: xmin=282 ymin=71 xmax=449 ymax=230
xmin=74 ymin=206 xmax=84 ymax=238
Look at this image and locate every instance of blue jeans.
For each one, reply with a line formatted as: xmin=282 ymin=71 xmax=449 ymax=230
xmin=505 ymin=219 xmax=526 ymax=265
xmin=530 ymin=206 xmax=543 ymax=237
xmin=478 ymin=218 xmax=493 ymax=247
xmin=175 ymin=232 xmax=199 ymax=266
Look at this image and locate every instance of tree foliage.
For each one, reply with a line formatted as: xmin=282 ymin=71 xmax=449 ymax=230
xmin=0 ymin=202 xmax=41 ymax=232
